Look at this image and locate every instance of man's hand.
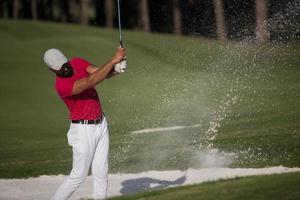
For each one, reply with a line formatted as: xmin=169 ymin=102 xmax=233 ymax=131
xmin=114 ymin=60 xmax=127 ymax=73
xmin=111 ymin=48 xmax=126 ymax=65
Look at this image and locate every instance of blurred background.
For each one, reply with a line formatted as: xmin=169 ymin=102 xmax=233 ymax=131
xmin=1 ymin=0 xmax=299 ymax=42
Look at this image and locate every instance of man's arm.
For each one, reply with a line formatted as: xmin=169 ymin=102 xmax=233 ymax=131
xmin=86 ymin=65 xmax=98 ymax=74
xmin=87 ymin=65 xmax=119 ymax=79
xmin=72 ymin=48 xmax=125 ymax=96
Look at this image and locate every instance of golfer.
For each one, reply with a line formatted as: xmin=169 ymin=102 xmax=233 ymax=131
xmin=43 ymin=47 xmax=126 ymax=200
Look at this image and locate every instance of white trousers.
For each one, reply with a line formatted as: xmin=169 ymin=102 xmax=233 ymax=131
xmin=51 ymin=117 xmax=109 ymax=200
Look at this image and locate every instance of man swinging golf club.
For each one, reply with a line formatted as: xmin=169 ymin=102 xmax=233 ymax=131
xmin=44 ymin=47 xmax=126 ymax=200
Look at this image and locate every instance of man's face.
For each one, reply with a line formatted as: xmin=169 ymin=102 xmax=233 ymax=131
xmin=56 ymin=62 xmax=74 ymax=78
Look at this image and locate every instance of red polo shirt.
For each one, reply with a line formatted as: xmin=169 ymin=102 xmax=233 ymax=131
xmin=55 ymin=57 xmax=102 ymax=120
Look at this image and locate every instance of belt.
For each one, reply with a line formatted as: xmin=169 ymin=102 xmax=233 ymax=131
xmin=72 ymin=114 xmax=105 ymax=125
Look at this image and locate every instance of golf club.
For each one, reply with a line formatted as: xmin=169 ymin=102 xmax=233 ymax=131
xmin=117 ymin=0 xmax=123 ymax=47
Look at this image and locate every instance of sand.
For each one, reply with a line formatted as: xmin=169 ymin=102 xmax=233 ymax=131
xmin=0 ymin=166 xmax=299 ymax=200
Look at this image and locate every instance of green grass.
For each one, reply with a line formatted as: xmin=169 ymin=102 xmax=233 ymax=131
xmin=108 ymin=172 xmax=300 ymax=200
xmin=0 ymin=20 xmax=299 ymax=178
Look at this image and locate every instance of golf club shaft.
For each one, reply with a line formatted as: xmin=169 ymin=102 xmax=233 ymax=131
xmin=117 ymin=0 xmax=123 ymax=47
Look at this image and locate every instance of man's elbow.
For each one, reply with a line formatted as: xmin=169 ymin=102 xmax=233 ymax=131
xmin=72 ymin=79 xmax=94 ymax=95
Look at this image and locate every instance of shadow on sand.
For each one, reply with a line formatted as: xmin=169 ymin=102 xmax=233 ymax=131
xmin=120 ymin=175 xmax=186 ymax=195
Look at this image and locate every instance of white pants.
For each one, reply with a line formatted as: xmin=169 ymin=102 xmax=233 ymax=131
xmin=51 ymin=117 xmax=109 ymax=200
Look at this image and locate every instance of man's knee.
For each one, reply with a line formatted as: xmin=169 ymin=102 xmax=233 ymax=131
xmin=92 ymin=163 xmax=108 ymax=178
xmin=71 ymin=148 xmax=93 ymax=181
xmin=69 ymin=167 xmax=89 ymax=184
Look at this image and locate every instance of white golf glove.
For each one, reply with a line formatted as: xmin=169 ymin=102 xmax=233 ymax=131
xmin=114 ymin=60 xmax=127 ymax=73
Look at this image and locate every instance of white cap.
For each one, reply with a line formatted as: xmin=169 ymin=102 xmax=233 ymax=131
xmin=43 ymin=48 xmax=68 ymax=71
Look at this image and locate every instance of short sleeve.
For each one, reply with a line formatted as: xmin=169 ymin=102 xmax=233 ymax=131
xmin=71 ymin=57 xmax=91 ymax=72
xmin=55 ymin=79 xmax=75 ymax=98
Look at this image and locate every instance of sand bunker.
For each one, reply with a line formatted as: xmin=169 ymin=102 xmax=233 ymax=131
xmin=0 ymin=166 xmax=299 ymax=200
